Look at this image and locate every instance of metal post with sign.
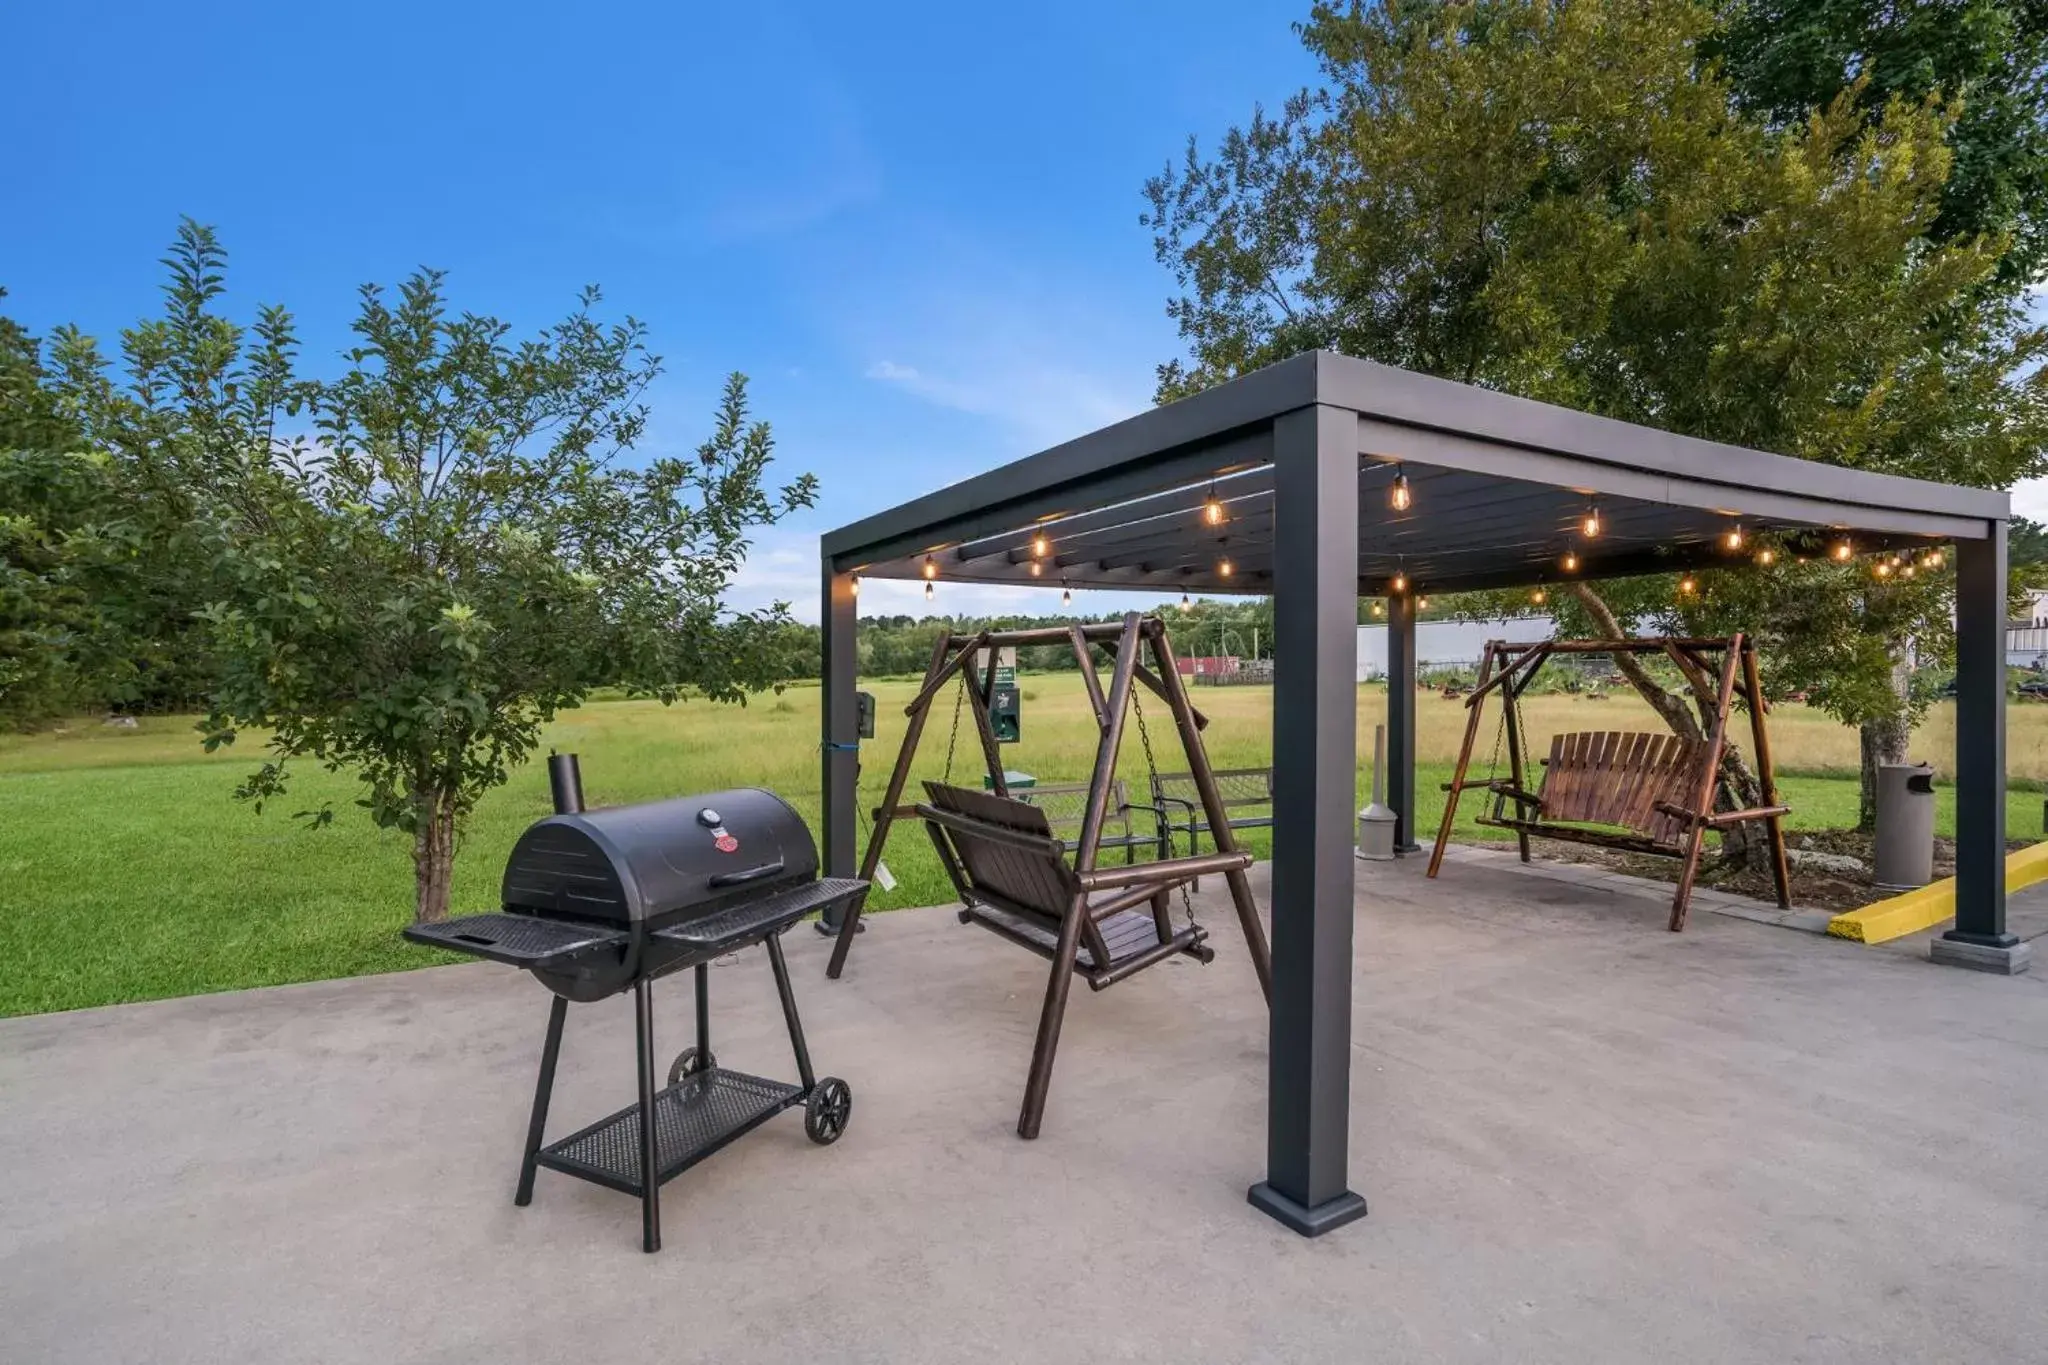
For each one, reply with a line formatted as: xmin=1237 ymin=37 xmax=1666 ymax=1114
xmin=979 ymin=646 xmax=1021 ymax=744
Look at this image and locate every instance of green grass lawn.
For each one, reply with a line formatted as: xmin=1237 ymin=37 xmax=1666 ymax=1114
xmin=2 ymin=677 xmax=2037 ymax=1017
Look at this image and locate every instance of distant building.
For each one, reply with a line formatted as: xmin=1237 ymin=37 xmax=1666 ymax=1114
xmin=2009 ymin=588 xmax=2048 ymax=668
xmin=1356 ymin=616 xmax=1556 ymax=681
xmin=1176 ymin=655 xmax=1242 ymax=676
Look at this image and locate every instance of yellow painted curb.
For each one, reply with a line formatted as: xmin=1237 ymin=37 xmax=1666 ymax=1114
xmin=1827 ymin=841 xmax=2048 ymax=945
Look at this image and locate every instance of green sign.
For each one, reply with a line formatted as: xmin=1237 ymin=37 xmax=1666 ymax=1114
xmin=982 ymin=647 xmax=1021 ymax=744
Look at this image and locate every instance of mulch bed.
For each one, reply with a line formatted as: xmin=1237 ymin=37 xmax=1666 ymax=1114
xmin=1499 ymin=830 xmax=2035 ymax=916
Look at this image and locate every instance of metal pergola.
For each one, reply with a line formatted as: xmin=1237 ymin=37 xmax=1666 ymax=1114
xmin=817 ymin=349 xmax=2015 ymax=1237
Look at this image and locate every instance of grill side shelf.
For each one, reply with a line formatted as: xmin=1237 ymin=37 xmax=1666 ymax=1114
xmin=534 ymin=1069 xmax=804 ymax=1196
xmin=652 ymin=877 xmax=869 ymax=952
xmin=402 ymin=913 xmax=627 ymax=969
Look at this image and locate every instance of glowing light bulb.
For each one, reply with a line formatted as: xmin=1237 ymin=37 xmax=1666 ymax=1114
xmin=1179 ymin=592 xmax=1192 ymax=612
xmin=1061 ymin=586 xmax=1072 ymax=607
xmin=1417 ymin=596 xmax=1431 ymax=610
xmin=1874 ymin=561 xmax=1893 ymax=579
xmin=1390 ymin=468 xmax=1412 ymax=512
xmin=922 ymin=555 xmax=938 ymax=580
xmin=1203 ymin=496 xmax=1225 ymax=526
xmin=849 ymin=574 xmax=860 ymax=597
xmin=1029 ymin=560 xmax=1042 ymax=577
xmin=1679 ymin=577 xmax=1697 ymax=595
xmin=1562 ymin=548 xmax=1580 ymax=573
xmin=1531 ymin=588 xmax=1547 ymax=605
xmin=1032 ymin=533 xmax=1049 ymax=558
xmin=924 ymin=580 xmax=935 ymax=600
xmin=1925 ymin=550 xmax=1944 ymax=569
xmin=1219 ymin=557 xmax=1233 ymax=577
xmin=1723 ymin=524 xmax=1744 ymax=551
xmin=1391 ymin=571 xmax=1408 ymax=593
xmin=1901 ymin=564 xmax=1916 ymax=578
xmin=1372 ymin=602 xmax=1385 ymax=617
xmin=1581 ymin=504 xmax=1603 ymax=538
xmin=1831 ymin=539 xmax=1853 ymax=562
xmin=1755 ymin=548 xmax=1775 ymax=567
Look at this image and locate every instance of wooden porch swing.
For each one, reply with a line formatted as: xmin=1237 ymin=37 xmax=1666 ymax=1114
xmin=1426 ymin=635 xmax=1793 ymax=931
xmin=825 ymin=611 xmax=1273 ymax=1138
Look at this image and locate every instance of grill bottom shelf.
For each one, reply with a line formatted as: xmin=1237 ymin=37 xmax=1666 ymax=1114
xmin=535 ymin=1069 xmax=803 ymax=1197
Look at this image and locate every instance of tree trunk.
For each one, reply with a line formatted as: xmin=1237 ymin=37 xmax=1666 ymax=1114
xmin=1856 ymin=653 xmax=1914 ymax=832
xmin=412 ymin=787 xmax=459 ymax=923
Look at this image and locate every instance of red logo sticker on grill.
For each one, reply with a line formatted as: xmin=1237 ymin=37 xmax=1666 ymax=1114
xmin=714 ymin=833 xmax=739 ymax=853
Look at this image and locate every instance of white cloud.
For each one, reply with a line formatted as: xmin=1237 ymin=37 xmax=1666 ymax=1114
xmin=864 ymin=359 xmax=921 ymax=382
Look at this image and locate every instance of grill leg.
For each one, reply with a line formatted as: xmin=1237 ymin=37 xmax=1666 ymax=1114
xmin=764 ymin=931 xmax=817 ymax=1091
xmin=634 ymin=979 xmax=661 ymax=1254
xmin=515 ymin=995 xmax=569 ymax=1207
xmin=694 ymin=962 xmax=712 ymax=1068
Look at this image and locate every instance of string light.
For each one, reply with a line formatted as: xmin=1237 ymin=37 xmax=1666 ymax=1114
xmin=1723 ymin=523 xmax=1745 ymax=552
xmin=1372 ymin=602 xmax=1385 ymax=617
xmin=1061 ymin=583 xmax=1072 ymax=607
xmin=1924 ymin=549 xmax=1945 ymax=569
xmin=1180 ymin=592 xmax=1193 ymax=612
xmin=1562 ymin=546 xmax=1580 ymax=573
xmin=1531 ymin=587 xmax=1547 ymax=605
xmin=1032 ymin=533 xmax=1049 ymax=558
xmin=1755 ymin=547 xmax=1775 ymax=567
xmin=1874 ymin=560 xmax=1893 ymax=579
xmin=1417 ymin=595 xmax=1431 ymax=610
xmin=1390 ymin=466 xmax=1413 ymax=512
xmin=849 ymin=574 xmax=860 ymax=597
xmin=924 ymin=580 xmax=935 ymax=601
xmin=1901 ymin=564 xmax=1916 ymax=579
xmin=1678 ymin=576 xmax=1697 ymax=595
xmin=1219 ymin=556 xmax=1234 ymax=578
xmin=1581 ymin=502 xmax=1603 ymax=539
xmin=922 ymin=554 xmax=938 ymax=580
xmin=1203 ymin=486 xmax=1225 ymax=526
xmin=1391 ymin=571 xmax=1408 ymax=593
xmin=1029 ymin=560 xmax=1043 ymax=577
xmin=1830 ymin=538 xmax=1854 ymax=562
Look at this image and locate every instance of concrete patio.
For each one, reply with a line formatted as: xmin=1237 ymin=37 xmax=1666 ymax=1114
xmin=3 ymin=856 xmax=2045 ymax=1364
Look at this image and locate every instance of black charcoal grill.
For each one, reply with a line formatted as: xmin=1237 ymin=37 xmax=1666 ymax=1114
xmin=404 ymin=755 xmax=864 ymax=1252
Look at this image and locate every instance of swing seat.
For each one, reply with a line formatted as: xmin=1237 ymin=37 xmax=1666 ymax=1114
xmin=1479 ymin=730 xmax=1708 ymax=855
xmin=919 ymin=782 xmax=1231 ymax=987
xmin=917 ymin=781 xmax=1249 ymax=1138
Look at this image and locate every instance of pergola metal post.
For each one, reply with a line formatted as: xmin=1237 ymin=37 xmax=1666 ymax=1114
xmin=819 ymin=561 xmax=860 ymax=914
xmin=1935 ymin=522 xmax=2025 ymax=971
xmin=1248 ymin=404 xmax=1369 ymax=1237
xmin=1386 ymin=591 xmax=1419 ymax=852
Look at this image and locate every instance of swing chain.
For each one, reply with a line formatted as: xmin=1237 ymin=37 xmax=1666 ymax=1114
xmin=1130 ymin=682 xmax=1198 ymax=932
xmin=941 ymin=667 xmax=966 ymax=783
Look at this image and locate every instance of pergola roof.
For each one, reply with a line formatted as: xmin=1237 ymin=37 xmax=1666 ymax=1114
xmin=824 ymin=351 xmax=2008 ymax=596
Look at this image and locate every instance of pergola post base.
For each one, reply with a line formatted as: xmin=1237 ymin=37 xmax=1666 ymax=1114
xmin=1931 ymin=934 xmax=2031 ymax=975
xmin=1247 ymin=1182 xmax=1368 ymax=1238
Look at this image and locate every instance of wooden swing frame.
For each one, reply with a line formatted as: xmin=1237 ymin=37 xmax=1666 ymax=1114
xmin=1426 ymin=634 xmax=1793 ymax=932
xmin=825 ymin=614 xmax=1273 ymax=1135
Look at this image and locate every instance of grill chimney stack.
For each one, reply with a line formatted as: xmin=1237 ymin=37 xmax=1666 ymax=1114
xmin=548 ymin=752 xmax=585 ymax=815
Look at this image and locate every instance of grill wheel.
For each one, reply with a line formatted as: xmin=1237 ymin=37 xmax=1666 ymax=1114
xmin=805 ymin=1078 xmax=853 ymax=1145
xmin=667 ymin=1046 xmax=715 ymax=1085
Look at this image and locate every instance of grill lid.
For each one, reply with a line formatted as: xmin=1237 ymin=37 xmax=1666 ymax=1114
xmin=501 ymin=787 xmax=818 ymax=924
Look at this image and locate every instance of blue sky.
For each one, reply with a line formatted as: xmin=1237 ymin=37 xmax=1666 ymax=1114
xmin=8 ymin=3 xmax=2045 ymax=623
xmin=2 ymin=1 xmax=1316 ymax=620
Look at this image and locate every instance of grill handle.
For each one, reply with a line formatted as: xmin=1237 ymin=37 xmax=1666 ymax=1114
xmin=708 ymin=858 xmax=786 ymax=889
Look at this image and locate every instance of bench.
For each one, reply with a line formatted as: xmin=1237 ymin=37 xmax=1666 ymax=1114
xmin=1014 ymin=779 xmax=1156 ymax=865
xmin=1149 ymin=767 xmax=1273 ymax=862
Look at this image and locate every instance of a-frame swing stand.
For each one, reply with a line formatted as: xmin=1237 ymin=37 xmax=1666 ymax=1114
xmin=825 ymin=612 xmax=1273 ymax=999
xmin=1427 ymin=634 xmax=1793 ymax=932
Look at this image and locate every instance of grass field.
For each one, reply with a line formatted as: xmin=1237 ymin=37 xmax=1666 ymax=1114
xmin=2 ymin=675 xmax=2040 ymax=1017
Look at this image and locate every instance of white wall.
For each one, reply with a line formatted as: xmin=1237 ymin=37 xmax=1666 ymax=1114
xmin=1356 ymin=616 xmax=1557 ymax=680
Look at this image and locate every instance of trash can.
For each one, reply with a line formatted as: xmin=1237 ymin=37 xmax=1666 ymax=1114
xmin=1356 ymin=724 xmax=1398 ymax=861
xmin=982 ymin=770 xmax=1035 ymax=792
xmin=1873 ymin=762 xmax=1937 ymax=890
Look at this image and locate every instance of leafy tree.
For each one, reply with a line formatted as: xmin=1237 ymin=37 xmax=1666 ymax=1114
xmin=1709 ymin=0 xmax=2048 ymax=289
xmin=1147 ymin=0 xmax=2048 ymax=837
xmin=53 ymin=223 xmax=817 ymax=920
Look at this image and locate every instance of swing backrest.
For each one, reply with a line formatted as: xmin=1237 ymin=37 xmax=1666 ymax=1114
xmin=921 ymin=782 xmax=1077 ymax=927
xmin=1537 ymin=731 xmax=1706 ymax=845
